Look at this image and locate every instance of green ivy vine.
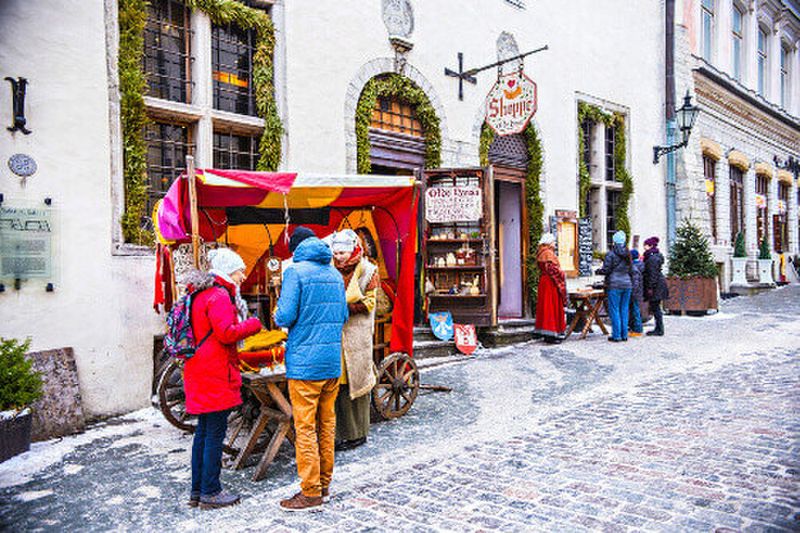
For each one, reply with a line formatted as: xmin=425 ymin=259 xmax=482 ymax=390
xmin=118 ymin=0 xmax=282 ymax=244
xmin=355 ymin=74 xmax=441 ymax=173
xmin=479 ymin=122 xmax=545 ymax=307
xmin=577 ymin=102 xmax=633 ymax=244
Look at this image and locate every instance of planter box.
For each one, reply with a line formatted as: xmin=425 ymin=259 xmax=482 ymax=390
xmin=730 ymin=257 xmax=748 ymax=286
xmin=0 ymin=409 xmax=32 ymax=463
xmin=757 ymin=259 xmax=774 ymax=285
xmin=665 ymin=277 xmax=718 ymax=313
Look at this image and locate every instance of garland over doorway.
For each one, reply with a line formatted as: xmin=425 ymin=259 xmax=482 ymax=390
xmin=118 ymin=0 xmax=282 ymax=245
xmin=577 ymin=102 xmax=633 ymax=243
xmin=479 ymin=123 xmax=545 ymax=306
xmin=355 ymin=74 xmax=441 ymax=174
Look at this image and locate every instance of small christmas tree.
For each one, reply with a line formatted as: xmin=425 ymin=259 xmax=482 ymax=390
xmin=758 ymin=235 xmax=771 ymax=260
xmin=668 ymin=219 xmax=719 ymax=279
xmin=733 ymin=232 xmax=746 ymax=258
xmin=0 ymin=338 xmax=42 ymax=412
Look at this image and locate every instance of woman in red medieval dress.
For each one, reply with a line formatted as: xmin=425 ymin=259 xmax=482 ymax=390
xmin=534 ymin=233 xmax=566 ymax=344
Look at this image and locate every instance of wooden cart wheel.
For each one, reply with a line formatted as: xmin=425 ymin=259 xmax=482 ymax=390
xmin=372 ymin=352 xmax=419 ymax=420
xmin=157 ymin=360 xmax=197 ymax=433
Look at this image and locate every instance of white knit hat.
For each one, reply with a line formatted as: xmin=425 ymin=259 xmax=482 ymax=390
xmin=208 ymin=248 xmax=246 ymax=275
xmin=539 ymin=233 xmax=555 ymax=246
xmin=331 ymin=229 xmax=359 ymax=253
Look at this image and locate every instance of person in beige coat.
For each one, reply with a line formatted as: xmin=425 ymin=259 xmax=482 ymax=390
xmin=330 ymin=229 xmax=378 ymax=450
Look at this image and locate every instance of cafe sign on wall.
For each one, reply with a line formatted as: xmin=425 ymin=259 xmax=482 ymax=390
xmin=425 ymin=186 xmax=483 ymax=223
xmin=485 ymin=71 xmax=537 ymax=136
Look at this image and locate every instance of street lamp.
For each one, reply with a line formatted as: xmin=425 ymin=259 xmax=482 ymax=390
xmin=653 ymin=91 xmax=700 ymax=164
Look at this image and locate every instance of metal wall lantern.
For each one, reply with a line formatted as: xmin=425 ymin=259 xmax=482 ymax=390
xmin=653 ymin=91 xmax=700 ymax=164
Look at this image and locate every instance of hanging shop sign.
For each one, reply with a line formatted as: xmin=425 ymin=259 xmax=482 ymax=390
xmin=485 ymin=71 xmax=537 ymax=136
xmin=454 ymin=323 xmax=477 ymax=355
xmin=425 ymin=186 xmax=483 ymax=223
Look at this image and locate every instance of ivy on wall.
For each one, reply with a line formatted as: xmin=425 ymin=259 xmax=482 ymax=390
xmin=118 ymin=0 xmax=282 ymax=244
xmin=576 ymin=102 xmax=633 ymax=244
xmin=355 ymin=74 xmax=441 ymax=174
xmin=479 ymin=122 xmax=545 ymax=307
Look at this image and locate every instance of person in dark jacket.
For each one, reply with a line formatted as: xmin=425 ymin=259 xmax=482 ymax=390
xmin=274 ymin=229 xmax=348 ymax=512
xmin=643 ymin=236 xmax=668 ymax=336
xmin=184 ymin=248 xmax=262 ymax=510
xmin=628 ymin=249 xmax=645 ymax=336
xmin=596 ymin=230 xmax=632 ymax=342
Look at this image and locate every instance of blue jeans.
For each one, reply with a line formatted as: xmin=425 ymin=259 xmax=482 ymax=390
xmin=607 ymin=288 xmax=631 ymax=340
xmin=191 ymin=409 xmax=229 ymax=496
xmin=630 ymin=298 xmax=643 ymax=333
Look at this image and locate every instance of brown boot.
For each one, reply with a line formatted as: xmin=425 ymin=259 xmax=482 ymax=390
xmin=279 ymin=492 xmax=323 ymax=512
xmin=322 ymin=487 xmax=330 ymax=503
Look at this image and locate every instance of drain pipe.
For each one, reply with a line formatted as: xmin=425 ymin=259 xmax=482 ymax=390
xmin=665 ymin=0 xmax=677 ymax=247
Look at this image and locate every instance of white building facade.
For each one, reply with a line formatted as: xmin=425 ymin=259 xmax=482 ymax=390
xmin=674 ymin=0 xmax=800 ymax=290
xmin=1 ymin=0 xmax=668 ymax=417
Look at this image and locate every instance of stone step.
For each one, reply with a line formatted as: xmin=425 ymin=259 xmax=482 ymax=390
xmin=480 ymin=324 xmax=537 ymax=348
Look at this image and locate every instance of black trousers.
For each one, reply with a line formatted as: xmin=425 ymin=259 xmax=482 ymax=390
xmin=650 ymin=300 xmax=664 ymax=333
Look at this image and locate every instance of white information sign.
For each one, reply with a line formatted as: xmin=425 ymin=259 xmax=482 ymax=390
xmin=0 ymin=205 xmax=54 ymax=280
xmin=425 ymin=186 xmax=483 ymax=223
xmin=485 ymin=72 xmax=538 ymax=136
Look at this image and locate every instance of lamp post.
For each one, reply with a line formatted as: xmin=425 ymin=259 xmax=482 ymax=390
xmin=653 ymin=91 xmax=700 ymax=164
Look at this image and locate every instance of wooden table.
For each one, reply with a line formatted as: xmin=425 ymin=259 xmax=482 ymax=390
xmin=565 ymin=290 xmax=608 ymax=340
xmin=233 ymin=372 xmax=294 ymax=481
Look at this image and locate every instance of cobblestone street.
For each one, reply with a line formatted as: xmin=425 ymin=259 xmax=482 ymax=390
xmin=1 ymin=286 xmax=799 ymax=532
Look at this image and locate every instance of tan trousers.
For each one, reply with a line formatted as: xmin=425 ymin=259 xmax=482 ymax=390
xmin=288 ymin=378 xmax=339 ymax=497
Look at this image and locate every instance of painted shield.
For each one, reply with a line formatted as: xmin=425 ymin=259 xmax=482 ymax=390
xmin=429 ymin=311 xmax=454 ymax=341
xmin=454 ymin=324 xmax=478 ymax=355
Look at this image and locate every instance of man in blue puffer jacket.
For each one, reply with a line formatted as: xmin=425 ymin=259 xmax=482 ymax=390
xmin=274 ymin=228 xmax=348 ymax=512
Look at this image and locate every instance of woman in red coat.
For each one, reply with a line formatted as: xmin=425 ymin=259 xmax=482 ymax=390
xmin=183 ymin=248 xmax=261 ymax=509
xmin=534 ymin=233 xmax=567 ymax=343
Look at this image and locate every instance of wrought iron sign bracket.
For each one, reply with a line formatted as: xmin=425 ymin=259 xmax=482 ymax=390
xmin=5 ymin=77 xmax=31 ymax=135
xmin=653 ymin=140 xmax=688 ymax=165
xmin=444 ymin=45 xmax=549 ymax=101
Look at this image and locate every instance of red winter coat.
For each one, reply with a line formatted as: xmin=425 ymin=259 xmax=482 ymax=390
xmin=183 ymin=275 xmax=261 ymax=415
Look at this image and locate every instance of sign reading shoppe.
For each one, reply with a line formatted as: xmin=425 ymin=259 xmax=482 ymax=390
xmin=485 ymin=71 xmax=537 ymax=136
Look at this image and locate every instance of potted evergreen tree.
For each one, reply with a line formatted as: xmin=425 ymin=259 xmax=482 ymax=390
xmin=731 ymin=232 xmax=748 ymax=286
xmin=757 ymin=235 xmax=774 ymax=285
xmin=0 ymin=338 xmax=43 ymax=463
xmin=665 ymin=219 xmax=719 ymax=313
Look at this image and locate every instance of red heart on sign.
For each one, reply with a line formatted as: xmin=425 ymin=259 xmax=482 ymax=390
xmin=507 ymin=79 xmax=516 ymax=88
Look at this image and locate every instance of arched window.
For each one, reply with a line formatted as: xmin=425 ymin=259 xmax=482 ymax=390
xmin=371 ymin=96 xmax=422 ymax=137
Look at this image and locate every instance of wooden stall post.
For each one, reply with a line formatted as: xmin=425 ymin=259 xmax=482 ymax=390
xmin=185 ymin=155 xmax=201 ymax=269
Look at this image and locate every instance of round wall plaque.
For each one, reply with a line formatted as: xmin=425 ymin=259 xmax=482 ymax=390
xmin=8 ymin=153 xmax=37 ymax=177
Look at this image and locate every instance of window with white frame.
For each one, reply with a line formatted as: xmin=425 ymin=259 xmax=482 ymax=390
xmin=757 ymin=26 xmax=768 ymax=95
xmin=701 ymin=0 xmax=715 ymax=62
xmin=732 ymin=5 xmax=744 ymax=81
xmin=780 ymin=43 xmax=791 ymax=109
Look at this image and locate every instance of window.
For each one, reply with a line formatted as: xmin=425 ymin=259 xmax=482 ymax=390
xmin=606 ymin=189 xmax=621 ymax=248
xmin=781 ymin=44 xmax=791 ymax=109
xmin=371 ymin=96 xmax=423 ymax=137
xmin=758 ymin=27 xmax=768 ymax=96
xmin=213 ymin=131 xmax=260 ymax=171
xmin=732 ymin=5 xmax=743 ymax=81
xmin=144 ymin=0 xmax=192 ymax=103
xmin=701 ymin=0 xmax=714 ymax=62
xmin=775 ymin=181 xmax=789 ymax=253
xmin=212 ymin=23 xmax=257 ymax=116
xmin=756 ymin=173 xmax=769 ymax=244
xmin=145 ymin=122 xmax=194 ymax=217
xmin=703 ymin=155 xmax=717 ymax=242
xmin=730 ymin=166 xmax=744 ymax=242
xmin=605 ymin=125 xmax=616 ymax=181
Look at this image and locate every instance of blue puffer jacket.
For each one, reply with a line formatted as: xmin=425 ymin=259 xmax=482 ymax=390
xmin=274 ymin=238 xmax=348 ymax=380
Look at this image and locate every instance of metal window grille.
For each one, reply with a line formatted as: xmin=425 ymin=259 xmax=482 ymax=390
xmin=144 ymin=0 xmax=193 ymax=103
xmin=370 ymin=97 xmax=423 ymax=137
xmin=145 ymin=122 xmax=194 ymax=220
xmin=213 ymin=131 xmax=260 ymax=171
xmin=730 ymin=166 xmax=744 ymax=241
xmin=605 ymin=125 xmax=616 ymax=182
xmin=703 ymin=155 xmax=717 ymax=242
xmin=212 ymin=23 xmax=257 ymax=116
xmin=606 ymin=189 xmax=620 ymax=248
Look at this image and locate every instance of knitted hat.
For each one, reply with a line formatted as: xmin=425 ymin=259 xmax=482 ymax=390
xmin=613 ymin=230 xmax=626 ymax=245
xmin=644 ymin=236 xmax=660 ymax=247
xmin=538 ymin=233 xmax=555 ymax=246
xmin=208 ymin=248 xmax=246 ymax=275
xmin=331 ymin=229 xmax=359 ymax=253
xmin=289 ymin=226 xmax=315 ymax=253
xmin=630 ymin=249 xmax=640 ymax=261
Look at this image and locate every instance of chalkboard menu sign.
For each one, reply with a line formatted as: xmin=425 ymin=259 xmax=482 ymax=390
xmin=0 ymin=204 xmax=55 ymax=280
xmin=578 ymin=217 xmax=593 ymax=277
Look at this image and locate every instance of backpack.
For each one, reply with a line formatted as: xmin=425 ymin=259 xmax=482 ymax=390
xmin=164 ymin=288 xmax=213 ymax=362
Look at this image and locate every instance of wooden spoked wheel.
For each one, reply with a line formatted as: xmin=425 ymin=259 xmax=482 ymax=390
xmin=372 ymin=352 xmax=419 ymax=420
xmin=157 ymin=360 xmax=197 ymax=433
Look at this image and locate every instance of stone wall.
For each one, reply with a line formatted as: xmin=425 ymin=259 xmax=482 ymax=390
xmin=28 ymin=347 xmax=86 ymax=441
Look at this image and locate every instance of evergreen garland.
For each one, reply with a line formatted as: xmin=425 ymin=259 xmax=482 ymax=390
xmin=355 ymin=74 xmax=441 ymax=174
xmin=0 ymin=338 xmax=42 ymax=412
xmin=118 ymin=0 xmax=151 ymax=245
xmin=668 ymin=219 xmax=718 ymax=279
